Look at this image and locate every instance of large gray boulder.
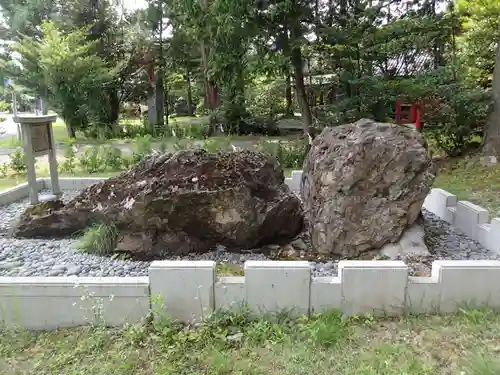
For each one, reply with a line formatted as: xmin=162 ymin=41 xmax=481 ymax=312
xmin=301 ymin=119 xmax=436 ymax=258
xmin=12 ymin=150 xmax=304 ymax=257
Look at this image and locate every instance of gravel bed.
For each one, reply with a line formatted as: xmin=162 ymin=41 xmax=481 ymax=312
xmin=0 ymin=190 xmax=498 ymax=278
xmin=309 ymin=209 xmax=500 ymax=278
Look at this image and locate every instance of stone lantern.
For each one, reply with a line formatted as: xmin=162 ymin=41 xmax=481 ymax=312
xmin=14 ymin=115 xmax=61 ymax=205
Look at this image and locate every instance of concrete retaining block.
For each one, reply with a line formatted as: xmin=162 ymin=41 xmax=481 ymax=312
xmin=245 ymin=261 xmax=310 ymax=316
xmin=455 ymin=201 xmax=488 ymax=240
xmin=215 ymin=277 xmax=245 ymax=311
xmin=149 ymin=261 xmax=215 ymax=323
xmin=339 ymin=261 xmax=408 ymax=316
xmin=447 ymin=206 xmax=456 ymax=225
xmin=310 ymin=277 xmax=342 ymax=313
xmin=0 ymin=180 xmax=44 ymax=205
xmin=423 ymin=188 xmax=457 ymax=224
xmin=433 ymin=260 xmax=500 ymax=312
xmin=477 ymin=223 xmax=491 ymax=250
xmin=0 ymin=277 xmax=149 ymax=330
xmin=486 ymin=218 xmax=500 ymax=255
xmin=406 ymin=275 xmax=440 ymax=314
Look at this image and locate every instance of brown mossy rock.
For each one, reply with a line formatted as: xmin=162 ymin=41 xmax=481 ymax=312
xmin=12 ymin=150 xmax=304 ymax=256
xmin=301 ymin=119 xmax=436 ymax=258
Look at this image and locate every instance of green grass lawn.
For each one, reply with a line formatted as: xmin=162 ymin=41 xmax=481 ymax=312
xmin=1 ymin=308 xmax=500 ymax=374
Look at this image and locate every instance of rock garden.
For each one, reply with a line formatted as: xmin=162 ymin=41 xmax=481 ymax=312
xmin=0 ymin=119 xmax=498 ymax=278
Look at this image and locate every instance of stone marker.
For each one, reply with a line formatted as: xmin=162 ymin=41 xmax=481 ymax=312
xmin=14 ymin=114 xmax=61 ymax=204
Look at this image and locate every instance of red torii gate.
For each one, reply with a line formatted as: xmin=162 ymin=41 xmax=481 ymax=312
xmin=395 ymin=99 xmax=422 ymax=132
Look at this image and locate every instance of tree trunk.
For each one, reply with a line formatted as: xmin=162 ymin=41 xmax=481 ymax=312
xmin=483 ymin=37 xmax=500 ymax=156
xmin=200 ymin=0 xmax=218 ymax=135
xmin=290 ymin=35 xmax=314 ymax=142
xmin=155 ymin=70 xmax=165 ymax=130
xmin=109 ymin=90 xmax=120 ymax=124
xmin=66 ymin=125 xmax=76 ymax=138
xmin=285 ymin=74 xmax=293 ymax=115
xmin=186 ymin=66 xmax=194 ymax=116
xmin=155 ymin=3 xmax=165 ymax=131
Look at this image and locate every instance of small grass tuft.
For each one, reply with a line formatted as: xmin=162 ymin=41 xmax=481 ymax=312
xmin=216 ymin=263 xmax=244 ymax=276
xmin=77 ymin=222 xmax=119 ymax=255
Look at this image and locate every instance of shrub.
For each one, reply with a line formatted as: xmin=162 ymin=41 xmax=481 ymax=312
xmin=0 ymin=116 xmax=6 ymax=122
xmin=0 ymin=101 xmax=10 ymax=112
xmin=9 ymin=148 xmax=28 ymax=173
xmin=0 ymin=163 xmax=8 ymax=178
xmin=79 ymin=146 xmax=106 ymax=174
xmin=423 ymin=85 xmax=489 ymax=157
xmin=258 ymin=139 xmax=308 ymax=169
xmin=121 ymin=155 xmax=133 ymax=169
xmin=169 ymin=120 xmax=185 ymax=139
xmin=77 ymin=222 xmax=119 ymax=255
xmin=103 ymin=147 xmax=123 ymax=170
xmin=59 ymin=139 xmax=77 ymax=175
xmin=186 ymin=122 xmax=208 ymax=139
xmin=133 ymin=134 xmax=153 ymax=155
xmin=129 ymin=134 xmax=154 ymax=165
xmin=121 ymin=120 xmax=148 ymax=139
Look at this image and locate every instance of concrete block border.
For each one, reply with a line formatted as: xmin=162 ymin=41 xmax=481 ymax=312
xmin=422 ymin=187 xmax=500 ymax=254
xmin=0 ymin=175 xmax=499 ymax=330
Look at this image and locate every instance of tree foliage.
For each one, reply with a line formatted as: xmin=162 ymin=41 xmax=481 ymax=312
xmin=0 ymin=0 xmax=499 ymax=155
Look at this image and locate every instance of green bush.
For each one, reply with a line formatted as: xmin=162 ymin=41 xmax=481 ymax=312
xmin=424 ymin=85 xmax=489 ymax=157
xmin=130 ymin=134 xmax=153 ymax=165
xmin=77 ymin=222 xmax=119 ymax=255
xmin=9 ymin=148 xmax=28 ymax=173
xmin=120 ymin=121 xmax=148 ymax=138
xmin=0 ymin=163 xmax=8 ymax=178
xmin=103 ymin=147 xmax=123 ymax=170
xmin=0 ymin=101 xmax=10 ymax=112
xmin=186 ymin=123 xmax=208 ymax=139
xmin=0 ymin=116 xmax=6 ymax=123
xmin=133 ymin=134 xmax=153 ymax=155
xmin=60 ymin=140 xmax=77 ymax=174
xmin=246 ymin=78 xmax=289 ymax=120
xmin=258 ymin=139 xmax=308 ymax=169
xmin=79 ymin=146 xmax=106 ymax=174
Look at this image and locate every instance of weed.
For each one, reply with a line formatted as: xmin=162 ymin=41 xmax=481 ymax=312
xmin=76 ymin=222 xmax=119 ymax=255
xmin=216 ymin=263 xmax=244 ymax=276
xmin=79 ymin=146 xmax=106 ymax=174
xmin=103 ymin=147 xmax=123 ymax=170
xmin=60 ymin=140 xmax=77 ymax=174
